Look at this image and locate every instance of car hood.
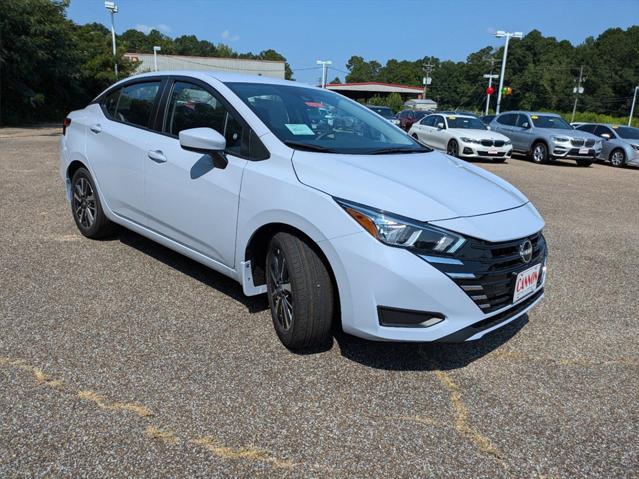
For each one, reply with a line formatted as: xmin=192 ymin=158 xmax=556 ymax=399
xmin=544 ymin=128 xmax=598 ymax=140
xmin=449 ymin=129 xmax=510 ymax=141
xmin=292 ymin=150 xmax=529 ymax=221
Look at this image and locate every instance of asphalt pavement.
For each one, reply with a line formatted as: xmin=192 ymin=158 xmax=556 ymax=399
xmin=1 ymin=128 xmax=637 ymax=478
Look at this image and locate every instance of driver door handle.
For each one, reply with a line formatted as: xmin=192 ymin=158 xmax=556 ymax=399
xmin=90 ymin=124 xmax=102 ymax=134
xmin=147 ymin=150 xmax=167 ymax=163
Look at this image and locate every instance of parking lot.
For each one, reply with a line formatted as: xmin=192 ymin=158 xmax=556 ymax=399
xmin=0 ymin=127 xmax=637 ymax=477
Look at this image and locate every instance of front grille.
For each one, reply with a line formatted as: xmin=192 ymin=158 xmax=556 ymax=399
xmin=585 ymin=139 xmax=595 ymax=147
xmin=425 ymin=232 xmax=547 ymax=314
xmin=477 ymin=151 xmax=505 ymax=156
xmin=571 ymin=139 xmax=585 ymax=147
xmin=479 ymin=139 xmax=506 ymax=147
xmin=480 ymin=139 xmax=493 ymax=146
xmin=494 ymin=140 xmax=505 ymax=147
xmin=568 ymin=148 xmax=593 ymax=156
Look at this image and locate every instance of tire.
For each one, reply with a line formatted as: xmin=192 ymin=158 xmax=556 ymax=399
xmin=70 ymin=167 xmax=116 ymax=239
xmin=447 ymin=139 xmax=459 ymax=157
xmin=609 ymin=148 xmax=626 ymax=167
xmin=531 ymin=141 xmax=549 ymax=164
xmin=266 ymin=232 xmax=334 ymax=350
xmin=576 ymin=158 xmax=593 ymax=167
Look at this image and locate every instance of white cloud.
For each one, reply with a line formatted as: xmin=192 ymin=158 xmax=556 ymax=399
xmin=221 ymin=29 xmax=240 ymax=42
xmin=135 ymin=24 xmax=171 ymax=34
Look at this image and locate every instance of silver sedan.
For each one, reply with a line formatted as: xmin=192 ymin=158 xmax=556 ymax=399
xmin=575 ymin=123 xmax=639 ymax=167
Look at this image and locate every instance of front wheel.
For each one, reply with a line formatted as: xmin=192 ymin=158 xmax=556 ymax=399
xmin=531 ymin=142 xmax=549 ymax=164
xmin=266 ymin=232 xmax=334 ymax=350
xmin=610 ymin=149 xmax=626 ymax=167
xmin=447 ymin=139 xmax=459 ymax=157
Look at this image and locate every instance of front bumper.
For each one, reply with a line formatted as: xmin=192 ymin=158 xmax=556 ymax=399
xmin=328 ymin=218 xmax=547 ymax=343
xmin=458 ymin=143 xmax=513 ymax=159
xmin=551 ymin=142 xmax=601 ymax=159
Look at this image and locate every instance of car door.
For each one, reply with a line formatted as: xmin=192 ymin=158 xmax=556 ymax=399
xmin=593 ymin=125 xmax=616 ymax=159
xmin=430 ymin=115 xmax=449 ymax=150
xmin=491 ymin=113 xmax=515 ymax=139
xmin=413 ymin=115 xmax=433 ymax=144
xmin=86 ymin=79 xmax=164 ymax=225
xmin=142 ymin=79 xmax=251 ymax=268
xmin=509 ymin=114 xmax=532 ymax=151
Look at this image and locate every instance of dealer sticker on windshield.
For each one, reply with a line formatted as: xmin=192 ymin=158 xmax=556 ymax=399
xmin=285 ymin=124 xmax=315 ymax=135
xmin=513 ymin=263 xmax=541 ymax=303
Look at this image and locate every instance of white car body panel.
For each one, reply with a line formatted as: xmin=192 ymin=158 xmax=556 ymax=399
xmin=60 ymin=70 xmax=546 ymax=343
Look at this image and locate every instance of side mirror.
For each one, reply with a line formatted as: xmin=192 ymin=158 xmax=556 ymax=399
xmin=486 ymin=125 xmax=492 ymax=130
xmin=180 ymin=127 xmax=226 ymax=152
xmin=436 ymin=122 xmax=445 ymax=130
xmin=179 ymin=127 xmax=228 ymax=168
xmin=600 ymin=133 xmax=611 ymax=140
xmin=521 ymin=122 xmax=530 ymax=129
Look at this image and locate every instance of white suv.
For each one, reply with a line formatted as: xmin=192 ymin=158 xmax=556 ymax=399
xmin=60 ymin=71 xmax=547 ymax=349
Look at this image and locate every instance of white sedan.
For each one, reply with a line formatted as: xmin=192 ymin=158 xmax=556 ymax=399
xmin=409 ymin=113 xmax=513 ymax=162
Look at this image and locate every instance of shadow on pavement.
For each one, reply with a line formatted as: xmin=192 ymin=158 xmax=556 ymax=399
xmin=334 ymin=315 xmax=528 ymax=371
xmin=117 ymin=228 xmax=269 ymax=314
xmin=112 ymin=228 xmax=527 ymax=371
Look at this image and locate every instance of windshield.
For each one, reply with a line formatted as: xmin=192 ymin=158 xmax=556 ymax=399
xmin=226 ymin=82 xmax=427 ymax=155
xmin=614 ymin=126 xmax=639 ymax=140
xmin=530 ymin=115 xmax=572 ymax=130
xmin=446 ymin=116 xmax=487 ymax=130
xmin=368 ymin=106 xmax=395 ymax=119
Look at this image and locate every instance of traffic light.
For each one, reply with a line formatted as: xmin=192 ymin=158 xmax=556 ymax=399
xmin=502 ymin=86 xmax=513 ymax=96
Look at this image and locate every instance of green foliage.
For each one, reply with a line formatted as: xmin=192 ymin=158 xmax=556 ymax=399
xmin=561 ymin=111 xmax=638 ymax=128
xmin=344 ymin=27 xmax=639 ymax=117
xmin=365 ymin=93 xmax=404 ymax=113
xmin=0 ymin=0 xmax=293 ymax=124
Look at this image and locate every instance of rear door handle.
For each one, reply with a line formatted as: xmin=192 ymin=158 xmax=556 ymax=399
xmin=147 ymin=149 xmax=167 ymax=163
xmin=90 ymin=124 xmax=102 ymax=134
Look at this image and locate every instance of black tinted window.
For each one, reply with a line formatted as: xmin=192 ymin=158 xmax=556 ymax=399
xmin=594 ymin=126 xmax=615 ymax=138
xmin=497 ymin=114 xmax=516 ymax=126
xmin=116 ymin=82 xmax=160 ymax=127
xmin=515 ymin=114 xmax=530 ymax=127
xmin=166 ymin=81 xmax=245 ymax=156
xmin=577 ymin=124 xmax=597 ymax=133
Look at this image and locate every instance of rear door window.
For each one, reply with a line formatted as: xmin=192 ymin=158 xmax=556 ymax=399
xmin=114 ymin=82 xmax=161 ymax=128
xmin=577 ymin=124 xmax=597 ymax=134
xmin=497 ymin=114 xmax=516 ymax=126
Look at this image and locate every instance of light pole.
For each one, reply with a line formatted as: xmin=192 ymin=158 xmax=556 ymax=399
xmin=104 ymin=1 xmax=119 ymax=79
xmin=629 ymin=86 xmax=639 ymax=126
xmin=153 ymin=46 xmax=162 ymax=72
xmin=316 ymin=60 xmax=332 ymax=88
xmin=483 ymin=73 xmax=498 ymax=115
xmin=493 ymin=30 xmax=523 ymax=114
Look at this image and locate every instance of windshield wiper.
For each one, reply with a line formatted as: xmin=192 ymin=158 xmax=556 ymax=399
xmin=283 ymin=140 xmax=336 ymax=153
xmin=370 ymin=146 xmax=432 ymax=155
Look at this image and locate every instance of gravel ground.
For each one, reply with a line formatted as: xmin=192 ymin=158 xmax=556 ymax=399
xmin=1 ymin=128 xmax=637 ymax=478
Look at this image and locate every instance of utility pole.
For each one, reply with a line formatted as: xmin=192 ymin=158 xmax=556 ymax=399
xmin=493 ymin=31 xmax=523 ymax=114
xmin=105 ymin=2 xmax=119 ymax=79
xmin=423 ymin=58 xmax=434 ymax=98
xmin=629 ymin=86 xmax=639 ymax=126
xmin=316 ymin=60 xmax=332 ymax=88
xmin=571 ymin=65 xmax=585 ymax=123
xmin=483 ymin=73 xmax=499 ymax=115
xmin=153 ymin=46 xmax=162 ymax=71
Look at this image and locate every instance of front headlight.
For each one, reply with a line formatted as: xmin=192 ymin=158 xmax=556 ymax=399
xmin=460 ymin=137 xmax=480 ymax=144
xmin=335 ymin=199 xmax=466 ymax=255
xmin=551 ymin=136 xmax=570 ymax=143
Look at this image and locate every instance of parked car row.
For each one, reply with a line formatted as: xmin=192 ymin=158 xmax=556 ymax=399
xmin=573 ymin=123 xmax=639 ymax=167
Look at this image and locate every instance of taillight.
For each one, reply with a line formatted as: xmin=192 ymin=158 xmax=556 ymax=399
xmin=63 ymin=117 xmax=71 ymax=135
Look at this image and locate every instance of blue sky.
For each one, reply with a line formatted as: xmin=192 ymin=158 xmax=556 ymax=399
xmin=68 ymin=0 xmax=639 ymax=84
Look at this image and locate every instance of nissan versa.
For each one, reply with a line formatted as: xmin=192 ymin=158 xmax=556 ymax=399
xmin=60 ymin=71 xmax=547 ymax=349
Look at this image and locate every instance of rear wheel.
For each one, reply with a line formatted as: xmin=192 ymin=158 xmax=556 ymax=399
xmin=447 ymin=139 xmax=459 ymax=157
xmin=266 ymin=232 xmax=334 ymax=350
xmin=576 ymin=158 xmax=593 ymax=167
xmin=71 ymin=167 xmax=116 ymax=238
xmin=531 ymin=142 xmax=549 ymax=164
xmin=610 ymin=148 xmax=626 ymax=167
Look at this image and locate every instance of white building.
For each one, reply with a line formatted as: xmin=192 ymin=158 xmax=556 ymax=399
xmin=123 ymin=53 xmax=286 ymax=79
xmin=403 ymin=99 xmax=438 ymax=111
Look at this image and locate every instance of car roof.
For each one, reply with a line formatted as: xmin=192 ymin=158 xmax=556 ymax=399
xmin=111 ymin=70 xmax=310 ymax=88
xmin=501 ymin=111 xmax=561 ymax=117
